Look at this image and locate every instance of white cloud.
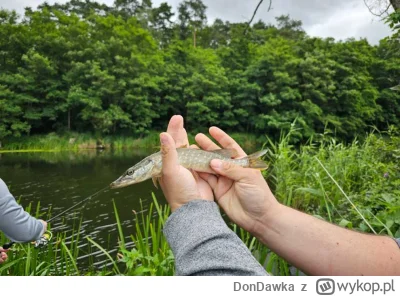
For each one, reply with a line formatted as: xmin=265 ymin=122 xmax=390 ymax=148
xmin=306 ymin=1 xmax=392 ymax=43
xmin=0 ymin=0 xmax=394 ymax=44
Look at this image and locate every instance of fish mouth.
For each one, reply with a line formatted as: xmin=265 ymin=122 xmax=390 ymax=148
xmin=110 ymin=178 xmax=137 ymax=189
xmin=110 ymin=181 xmax=128 ymax=189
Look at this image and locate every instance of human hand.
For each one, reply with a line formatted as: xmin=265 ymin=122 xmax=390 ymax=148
xmin=195 ymin=127 xmax=282 ymax=235
xmin=159 ymin=116 xmax=214 ymax=212
xmin=39 ymin=220 xmax=48 ymax=234
xmin=0 ymin=247 xmax=8 ymax=264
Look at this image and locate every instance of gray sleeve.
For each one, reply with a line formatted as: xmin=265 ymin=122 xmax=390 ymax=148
xmin=395 ymin=238 xmax=400 ymax=249
xmin=0 ymin=178 xmax=44 ymax=243
xmin=163 ymin=200 xmax=269 ymax=276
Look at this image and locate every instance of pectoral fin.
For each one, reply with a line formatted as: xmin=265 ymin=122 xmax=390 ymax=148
xmin=152 ymin=177 xmax=160 ymax=189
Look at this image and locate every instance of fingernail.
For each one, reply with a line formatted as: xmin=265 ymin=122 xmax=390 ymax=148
xmin=160 ymin=133 xmax=168 ymax=145
xmin=210 ymin=159 xmax=222 ymax=170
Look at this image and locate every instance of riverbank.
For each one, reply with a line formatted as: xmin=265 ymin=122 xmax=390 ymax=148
xmin=0 ymin=131 xmax=260 ymax=153
xmin=1 ymin=130 xmax=398 ymax=276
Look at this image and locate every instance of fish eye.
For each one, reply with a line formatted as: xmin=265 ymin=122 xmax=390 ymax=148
xmin=127 ymin=169 xmax=134 ymax=176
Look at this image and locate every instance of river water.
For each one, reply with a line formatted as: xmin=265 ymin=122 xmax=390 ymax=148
xmin=0 ymin=149 xmax=166 ymax=269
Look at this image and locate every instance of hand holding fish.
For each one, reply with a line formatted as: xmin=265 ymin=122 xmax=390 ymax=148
xmin=111 ymin=116 xmax=400 ymax=276
xmin=158 ymin=116 xmax=214 ymax=211
xmin=110 ymin=115 xmax=273 ymax=220
xmin=158 ymin=132 xmax=214 ymax=212
xmin=195 ymin=127 xmax=280 ymax=236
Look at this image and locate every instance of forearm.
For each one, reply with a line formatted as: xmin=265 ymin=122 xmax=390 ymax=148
xmin=0 ymin=179 xmax=44 ymax=243
xmin=255 ymin=204 xmax=400 ymax=276
xmin=163 ymin=200 xmax=269 ymax=276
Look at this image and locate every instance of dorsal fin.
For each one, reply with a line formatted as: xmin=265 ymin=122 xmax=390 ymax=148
xmin=211 ymin=149 xmax=238 ymax=158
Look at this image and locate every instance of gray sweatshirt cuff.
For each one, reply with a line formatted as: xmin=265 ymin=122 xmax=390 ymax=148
xmin=395 ymin=238 xmax=400 ymax=249
xmin=0 ymin=178 xmax=45 ymax=243
xmin=163 ymin=200 xmax=269 ymax=276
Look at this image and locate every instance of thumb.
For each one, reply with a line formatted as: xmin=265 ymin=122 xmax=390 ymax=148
xmin=210 ymin=159 xmax=250 ymax=182
xmin=39 ymin=220 xmax=47 ymax=232
xmin=160 ymin=132 xmax=179 ymax=175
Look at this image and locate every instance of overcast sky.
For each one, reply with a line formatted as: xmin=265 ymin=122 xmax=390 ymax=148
xmin=0 ymin=0 xmax=394 ymax=44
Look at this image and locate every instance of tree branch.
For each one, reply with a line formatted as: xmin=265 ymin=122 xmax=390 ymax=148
xmin=244 ymin=0 xmax=272 ymax=35
xmin=363 ymin=0 xmax=392 ymax=18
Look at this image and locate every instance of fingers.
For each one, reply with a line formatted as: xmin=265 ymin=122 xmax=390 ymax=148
xmin=195 ymin=133 xmax=220 ymax=150
xmin=195 ymin=127 xmax=247 ymax=158
xmin=0 ymin=250 xmax=7 ymax=263
xmin=210 ymin=159 xmax=251 ymax=182
xmin=167 ymin=115 xmax=189 ymax=148
xmin=160 ymin=132 xmax=179 ymax=175
xmin=209 ymin=127 xmax=247 ymax=157
xmin=198 ymin=172 xmax=218 ymax=189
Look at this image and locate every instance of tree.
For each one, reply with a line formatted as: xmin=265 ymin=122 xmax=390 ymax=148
xmin=0 ymin=3 xmax=398 ymax=143
xmin=149 ymin=2 xmax=175 ymax=47
xmin=0 ymin=85 xmax=30 ymax=140
xmin=275 ymin=15 xmax=305 ymax=40
xmin=177 ymin=0 xmax=207 ymax=45
xmin=38 ymin=0 xmax=111 ymax=18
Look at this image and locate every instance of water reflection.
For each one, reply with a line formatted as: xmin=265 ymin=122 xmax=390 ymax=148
xmin=0 ymin=149 xmax=165 ymax=268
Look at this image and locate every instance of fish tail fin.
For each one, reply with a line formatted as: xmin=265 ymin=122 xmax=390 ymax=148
xmin=247 ymin=149 xmax=269 ymax=170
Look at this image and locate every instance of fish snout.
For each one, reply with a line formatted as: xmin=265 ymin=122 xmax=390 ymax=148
xmin=110 ymin=177 xmax=124 ymax=189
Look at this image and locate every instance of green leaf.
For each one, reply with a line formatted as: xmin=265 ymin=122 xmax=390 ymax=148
xmin=338 ymin=219 xmax=353 ymax=229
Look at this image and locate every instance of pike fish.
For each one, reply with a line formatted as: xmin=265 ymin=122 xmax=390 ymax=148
xmin=110 ymin=148 xmax=268 ymax=189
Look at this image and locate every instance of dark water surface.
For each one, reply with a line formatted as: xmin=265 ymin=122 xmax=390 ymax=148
xmin=0 ymin=149 xmax=165 ymax=268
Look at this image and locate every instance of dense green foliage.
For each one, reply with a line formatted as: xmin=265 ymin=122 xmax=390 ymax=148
xmin=0 ymin=130 xmax=258 ymax=152
xmin=0 ymin=0 xmax=399 ymax=145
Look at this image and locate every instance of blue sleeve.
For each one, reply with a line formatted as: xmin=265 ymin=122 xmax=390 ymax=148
xmin=0 ymin=178 xmax=44 ymax=243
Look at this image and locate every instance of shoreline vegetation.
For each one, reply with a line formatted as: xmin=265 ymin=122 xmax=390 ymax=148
xmin=0 ymin=3 xmax=399 ymax=150
xmin=1 ymin=129 xmax=399 ymax=276
xmin=0 ymin=131 xmax=260 ymax=153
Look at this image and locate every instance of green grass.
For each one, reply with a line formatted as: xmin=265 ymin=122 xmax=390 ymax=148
xmin=114 ymin=194 xmax=175 ymax=276
xmin=0 ymin=215 xmax=85 ymax=275
xmin=0 ymin=132 xmax=161 ymax=152
xmin=0 ymin=200 xmax=116 ymax=276
xmin=0 ymin=131 xmax=260 ymax=153
xmin=264 ymin=126 xmax=400 ymax=236
xmin=1 ymin=128 xmax=398 ymax=275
